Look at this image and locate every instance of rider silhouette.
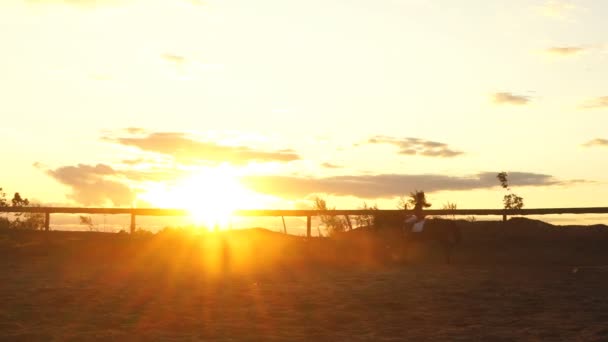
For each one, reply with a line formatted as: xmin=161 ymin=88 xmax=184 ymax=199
xmin=404 ymin=191 xmax=431 ymax=231
xmin=412 ymin=200 xmax=426 ymax=220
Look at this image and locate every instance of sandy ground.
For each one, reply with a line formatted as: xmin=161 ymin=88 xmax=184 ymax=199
xmin=2 ymin=222 xmax=608 ymax=341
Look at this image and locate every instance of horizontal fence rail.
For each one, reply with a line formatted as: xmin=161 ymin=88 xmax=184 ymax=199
xmin=2 ymin=207 xmax=608 ymax=236
xmin=3 ymin=207 xmax=608 ymax=216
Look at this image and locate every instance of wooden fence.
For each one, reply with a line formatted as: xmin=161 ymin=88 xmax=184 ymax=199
xmin=2 ymin=207 xmax=608 ymax=237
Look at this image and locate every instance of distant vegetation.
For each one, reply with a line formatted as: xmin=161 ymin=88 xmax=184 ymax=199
xmin=0 ymin=187 xmax=44 ymax=230
xmin=355 ymin=202 xmax=378 ymax=228
xmin=313 ymin=197 xmax=348 ymax=236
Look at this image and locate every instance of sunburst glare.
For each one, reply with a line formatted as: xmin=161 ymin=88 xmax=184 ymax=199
xmin=138 ymin=166 xmax=272 ymax=230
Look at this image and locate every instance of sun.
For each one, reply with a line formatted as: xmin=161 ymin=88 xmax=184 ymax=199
xmin=138 ymin=167 xmax=266 ymax=230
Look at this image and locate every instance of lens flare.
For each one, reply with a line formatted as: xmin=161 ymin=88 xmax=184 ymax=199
xmin=138 ymin=167 xmax=270 ymax=230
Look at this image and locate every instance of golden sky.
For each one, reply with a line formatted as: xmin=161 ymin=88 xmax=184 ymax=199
xmin=1 ymin=0 xmax=607 ymax=213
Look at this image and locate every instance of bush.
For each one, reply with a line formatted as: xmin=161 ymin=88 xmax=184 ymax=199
xmin=313 ymin=197 xmax=348 ymax=237
xmin=10 ymin=211 xmax=45 ymax=230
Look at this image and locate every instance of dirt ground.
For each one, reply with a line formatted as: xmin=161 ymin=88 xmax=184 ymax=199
xmin=2 ymin=219 xmax=608 ymax=341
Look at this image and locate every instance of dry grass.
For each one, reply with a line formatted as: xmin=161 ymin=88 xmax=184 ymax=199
xmin=2 ymin=219 xmax=608 ymax=341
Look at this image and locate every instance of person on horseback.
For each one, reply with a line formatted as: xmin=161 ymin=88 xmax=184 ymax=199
xmin=404 ymin=190 xmax=431 ymax=232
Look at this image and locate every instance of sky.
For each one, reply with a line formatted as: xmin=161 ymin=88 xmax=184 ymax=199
xmin=1 ymin=0 xmax=607 ymax=223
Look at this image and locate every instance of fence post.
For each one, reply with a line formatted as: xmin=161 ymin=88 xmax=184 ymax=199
xmin=281 ymin=216 xmax=287 ymax=234
xmin=306 ymin=216 xmax=311 ymax=238
xmin=44 ymin=212 xmax=50 ymax=231
xmin=502 ymin=212 xmax=507 ymax=222
xmin=130 ymin=213 xmax=136 ymax=234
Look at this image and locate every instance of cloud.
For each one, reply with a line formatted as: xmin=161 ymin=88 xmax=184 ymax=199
xmin=241 ymin=172 xmax=570 ymax=199
xmin=47 ymin=164 xmax=135 ymax=206
xmin=581 ymin=96 xmax=608 ymax=109
xmin=124 ymin=127 xmax=146 ymax=135
xmin=583 ymin=138 xmax=608 ymax=147
xmin=367 ymin=136 xmax=463 ymax=158
xmin=545 ymin=46 xmax=587 ymax=56
xmin=321 ymin=162 xmax=343 ymax=169
xmin=45 ymin=162 xmax=189 ymax=206
xmin=492 ymin=92 xmax=531 ymax=105
xmin=108 ymin=132 xmax=300 ymax=164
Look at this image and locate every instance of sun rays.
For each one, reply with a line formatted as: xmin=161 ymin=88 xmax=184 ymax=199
xmin=138 ymin=166 xmax=273 ymax=230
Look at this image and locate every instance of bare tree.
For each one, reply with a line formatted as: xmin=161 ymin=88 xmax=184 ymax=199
xmin=442 ymin=202 xmax=458 ymax=220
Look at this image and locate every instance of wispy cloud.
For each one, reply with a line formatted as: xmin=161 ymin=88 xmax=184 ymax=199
xmin=581 ymin=96 xmax=608 ymax=109
xmin=492 ymin=92 xmax=531 ymax=105
xmin=583 ymin=138 xmax=608 ymax=147
xmin=367 ymin=136 xmax=463 ymax=158
xmin=124 ymin=127 xmax=146 ymax=135
xmin=241 ymin=172 xmax=574 ymax=199
xmin=321 ymin=162 xmax=343 ymax=169
xmin=106 ymin=131 xmax=300 ymax=165
xmin=545 ymin=46 xmax=587 ymax=56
